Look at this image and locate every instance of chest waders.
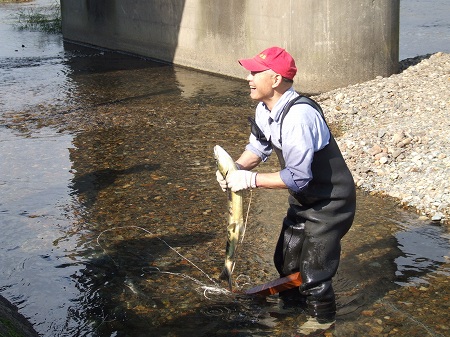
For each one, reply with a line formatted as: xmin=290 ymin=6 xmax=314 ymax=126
xmin=270 ymin=96 xmax=356 ymax=322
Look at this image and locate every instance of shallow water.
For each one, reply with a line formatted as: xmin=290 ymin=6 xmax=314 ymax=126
xmin=1 ymin=1 xmax=450 ymax=336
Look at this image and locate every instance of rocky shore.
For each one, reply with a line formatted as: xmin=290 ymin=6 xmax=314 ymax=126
xmin=313 ymin=52 xmax=450 ymax=225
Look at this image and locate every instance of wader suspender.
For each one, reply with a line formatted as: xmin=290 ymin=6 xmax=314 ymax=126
xmin=248 ymin=95 xmax=328 ymax=145
xmin=278 ymin=95 xmax=328 ymax=146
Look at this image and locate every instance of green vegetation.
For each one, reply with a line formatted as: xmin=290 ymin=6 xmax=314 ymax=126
xmin=14 ymin=1 xmax=61 ymax=34
xmin=0 ymin=317 xmax=25 ymax=337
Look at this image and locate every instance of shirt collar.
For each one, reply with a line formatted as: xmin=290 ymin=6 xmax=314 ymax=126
xmin=267 ymin=87 xmax=299 ymax=122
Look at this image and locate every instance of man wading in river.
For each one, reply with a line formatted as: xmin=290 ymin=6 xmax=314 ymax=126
xmin=216 ymin=47 xmax=356 ymax=326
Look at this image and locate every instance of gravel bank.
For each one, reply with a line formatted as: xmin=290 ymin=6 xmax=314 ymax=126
xmin=313 ymin=52 xmax=450 ymax=225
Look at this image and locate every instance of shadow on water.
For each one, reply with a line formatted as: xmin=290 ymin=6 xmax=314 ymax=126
xmin=394 ymin=223 xmax=450 ymax=285
xmin=1 ymin=4 xmax=450 ymax=335
xmin=65 ymin=226 xmax=303 ymax=337
xmin=65 ymin=228 xmax=220 ymax=336
xmin=71 ymin=164 xmax=160 ymax=208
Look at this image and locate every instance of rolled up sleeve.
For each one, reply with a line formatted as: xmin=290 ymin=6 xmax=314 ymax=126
xmin=245 ymin=134 xmax=272 ymax=162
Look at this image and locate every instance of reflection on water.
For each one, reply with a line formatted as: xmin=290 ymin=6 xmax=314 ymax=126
xmin=1 ymin=1 xmax=450 ymax=336
xmin=395 ymin=223 xmax=450 ymax=285
xmin=0 ymin=127 xmax=83 ymax=336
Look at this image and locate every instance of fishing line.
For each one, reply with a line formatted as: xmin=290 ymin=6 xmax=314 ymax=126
xmin=96 ymin=226 xmax=231 ymax=297
xmin=379 ymin=298 xmax=437 ymax=336
xmin=240 ymin=188 xmax=253 ymax=244
xmin=143 ymin=268 xmax=230 ymax=298
xmin=234 ymin=274 xmax=252 ymax=289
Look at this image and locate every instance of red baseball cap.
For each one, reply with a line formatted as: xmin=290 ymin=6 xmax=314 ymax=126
xmin=238 ymin=47 xmax=297 ymax=80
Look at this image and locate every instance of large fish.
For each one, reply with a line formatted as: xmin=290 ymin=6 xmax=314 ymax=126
xmin=214 ymin=145 xmax=244 ymax=291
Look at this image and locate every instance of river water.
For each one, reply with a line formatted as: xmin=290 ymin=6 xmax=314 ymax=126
xmin=400 ymin=0 xmax=450 ymax=59
xmin=0 ymin=1 xmax=449 ymax=336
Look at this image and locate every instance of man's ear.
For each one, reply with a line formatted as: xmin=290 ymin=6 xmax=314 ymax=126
xmin=272 ymin=74 xmax=283 ymax=88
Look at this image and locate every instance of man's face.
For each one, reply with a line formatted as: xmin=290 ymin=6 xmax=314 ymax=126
xmin=246 ymin=69 xmax=278 ymax=103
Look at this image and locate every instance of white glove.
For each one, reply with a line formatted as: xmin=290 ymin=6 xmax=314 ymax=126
xmin=216 ymin=170 xmax=228 ymax=192
xmin=226 ymin=170 xmax=257 ymax=192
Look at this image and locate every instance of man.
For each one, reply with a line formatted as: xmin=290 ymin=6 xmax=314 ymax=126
xmin=216 ymin=46 xmax=356 ymax=324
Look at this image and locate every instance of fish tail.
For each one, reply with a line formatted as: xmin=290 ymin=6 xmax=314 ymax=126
xmin=219 ymin=266 xmax=233 ymax=291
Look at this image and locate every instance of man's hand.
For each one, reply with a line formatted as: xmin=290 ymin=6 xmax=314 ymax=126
xmin=216 ymin=170 xmax=228 ymax=192
xmin=226 ymin=170 xmax=257 ymax=192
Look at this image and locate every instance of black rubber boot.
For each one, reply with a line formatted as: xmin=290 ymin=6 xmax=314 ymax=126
xmin=307 ymin=299 xmax=336 ymax=323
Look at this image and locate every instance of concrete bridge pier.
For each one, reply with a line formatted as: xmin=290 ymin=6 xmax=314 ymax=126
xmin=61 ymin=0 xmax=399 ymax=94
xmin=295 ymin=0 xmax=400 ymax=93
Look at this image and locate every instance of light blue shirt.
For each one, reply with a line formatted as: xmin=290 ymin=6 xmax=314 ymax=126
xmin=245 ymin=88 xmax=330 ymax=192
